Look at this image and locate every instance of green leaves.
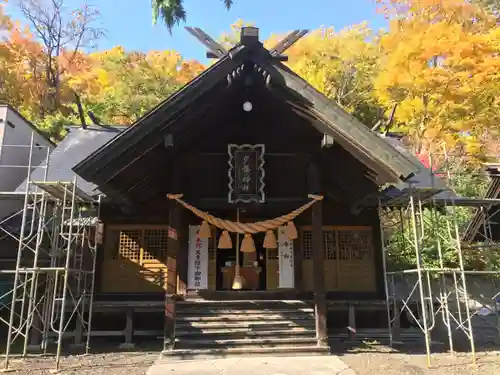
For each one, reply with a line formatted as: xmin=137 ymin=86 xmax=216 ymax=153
xmin=152 ymin=0 xmax=186 ymax=31
xmin=223 ymin=0 xmax=233 ymax=8
xmin=152 ymin=0 xmax=233 ymax=31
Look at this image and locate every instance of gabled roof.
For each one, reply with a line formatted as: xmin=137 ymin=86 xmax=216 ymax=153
xmin=462 ymin=165 xmax=500 ymax=243
xmin=73 ymin=38 xmax=422 ymax=197
xmin=1 ymin=125 xmax=123 ymax=234
xmin=17 ymin=126 xmax=124 ymax=196
xmin=0 ymin=104 xmax=56 ymax=148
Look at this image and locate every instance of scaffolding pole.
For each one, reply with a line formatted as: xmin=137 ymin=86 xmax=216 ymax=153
xmin=380 ymin=147 xmax=500 ymax=366
xmin=0 ymin=136 xmax=101 ymax=372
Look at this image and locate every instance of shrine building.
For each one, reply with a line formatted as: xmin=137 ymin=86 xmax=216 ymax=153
xmin=70 ymin=27 xmax=426 ymax=355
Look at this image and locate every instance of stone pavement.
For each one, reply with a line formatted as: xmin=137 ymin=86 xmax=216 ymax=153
xmin=147 ymin=355 xmax=358 ymax=375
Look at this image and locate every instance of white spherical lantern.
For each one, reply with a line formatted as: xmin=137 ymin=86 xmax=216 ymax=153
xmin=243 ymin=101 xmax=253 ymax=112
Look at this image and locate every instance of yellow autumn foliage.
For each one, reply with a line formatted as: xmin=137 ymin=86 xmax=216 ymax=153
xmin=375 ymin=0 xmax=500 ymax=157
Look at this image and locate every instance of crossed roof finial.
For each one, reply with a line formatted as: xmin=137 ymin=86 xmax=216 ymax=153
xmin=185 ymin=26 xmax=309 ymax=61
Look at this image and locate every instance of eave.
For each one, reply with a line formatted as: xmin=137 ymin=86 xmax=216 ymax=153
xmin=261 ymin=60 xmax=421 ymax=184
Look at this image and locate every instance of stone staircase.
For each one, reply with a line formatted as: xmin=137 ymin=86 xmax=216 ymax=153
xmin=161 ymin=299 xmax=330 ymax=359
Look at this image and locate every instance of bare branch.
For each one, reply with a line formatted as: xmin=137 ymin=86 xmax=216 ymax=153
xmin=14 ymin=0 xmax=105 ymax=113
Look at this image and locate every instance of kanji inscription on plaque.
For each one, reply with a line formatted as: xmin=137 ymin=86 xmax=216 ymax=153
xmin=228 ymin=144 xmax=265 ymax=203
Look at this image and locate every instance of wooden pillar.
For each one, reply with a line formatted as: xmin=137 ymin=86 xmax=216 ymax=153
xmin=164 ymin=213 xmax=178 ymax=351
xmin=164 ymin=163 xmax=181 ymax=351
xmin=312 ymin=199 xmax=328 ymax=346
xmin=309 ymin=161 xmax=328 ymax=347
xmin=121 ymin=307 xmax=134 ymax=349
xmin=176 ymin=212 xmax=188 ymax=296
xmin=167 ymin=199 xmax=180 ymax=296
xmin=348 ymin=304 xmax=356 ymax=341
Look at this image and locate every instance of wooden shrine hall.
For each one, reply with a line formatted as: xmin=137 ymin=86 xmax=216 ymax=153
xmin=72 ymin=27 xmax=424 ymax=355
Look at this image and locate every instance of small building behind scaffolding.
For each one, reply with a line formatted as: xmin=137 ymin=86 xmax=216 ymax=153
xmin=0 ymin=105 xmax=55 ymax=224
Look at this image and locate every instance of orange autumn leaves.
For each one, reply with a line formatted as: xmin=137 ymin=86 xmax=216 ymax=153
xmin=66 ymin=47 xmax=204 ymax=124
xmin=0 ymin=3 xmax=204 ymax=138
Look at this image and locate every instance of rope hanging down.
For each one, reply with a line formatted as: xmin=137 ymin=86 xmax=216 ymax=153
xmin=167 ymin=194 xmax=324 ymax=234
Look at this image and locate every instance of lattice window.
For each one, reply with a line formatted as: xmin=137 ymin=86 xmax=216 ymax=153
xmin=302 ymin=230 xmax=336 ymax=259
xmin=337 ymin=229 xmax=372 ymax=261
xmin=301 ymin=227 xmax=373 ymax=261
xmin=143 ymin=229 xmax=169 ymax=261
xmin=112 ymin=227 xmax=169 ymax=264
xmin=302 ymin=230 xmax=313 ymax=259
xmin=118 ymin=230 xmax=141 ymax=261
xmin=323 ymin=230 xmax=337 ymax=260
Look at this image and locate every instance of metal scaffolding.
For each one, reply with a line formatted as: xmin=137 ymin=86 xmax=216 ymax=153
xmin=0 ymin=134 xmax=101 ymax=372
xmin=380 ymin=148 xmax=500 ymax=366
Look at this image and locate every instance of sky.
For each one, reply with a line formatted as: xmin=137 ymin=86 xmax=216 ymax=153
xmin=5 ymin=0 xmax=386 ymax=63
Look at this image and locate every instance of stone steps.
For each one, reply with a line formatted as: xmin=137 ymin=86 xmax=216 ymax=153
xmin=160 ymin=345 xmax=330 ymax=360
xmin=175 ymin=336 xmax=318 ymax=348
xmin=176 ymin=327 xmax=315 ymax=338
xmin=164 ymin=299 xmax=328 ymax=359
xmin=176 ymin=308 xmax=315 ymax=316
xmin=176 ymin=320 xmax=316 ymax=330
xmin=177 ymin=313 xmax=314 ymax=321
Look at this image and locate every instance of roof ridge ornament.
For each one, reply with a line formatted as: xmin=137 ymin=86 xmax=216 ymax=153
xmin=185 ymin=25 xmax=309 ymax=62
xmin=185 ymin=27 xmax=228 ymax=59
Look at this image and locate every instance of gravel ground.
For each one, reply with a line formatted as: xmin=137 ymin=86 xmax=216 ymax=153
xmin=340 ymin=345 xmax=500 ymax=375
xmin=2 ymin=344 xmax=500 ymax=374
xmin=0 ymin=350 xmax=159 ymax=375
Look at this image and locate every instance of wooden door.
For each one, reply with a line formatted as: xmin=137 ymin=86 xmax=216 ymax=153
xmin=299 ymin=226 xmax=376 ymax=293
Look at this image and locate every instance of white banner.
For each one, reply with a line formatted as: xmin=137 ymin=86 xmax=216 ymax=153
xmin=187 ymin=225 xmax=208 ymax=290
xmin=278 ymin=226 xmax=295 ymax=288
